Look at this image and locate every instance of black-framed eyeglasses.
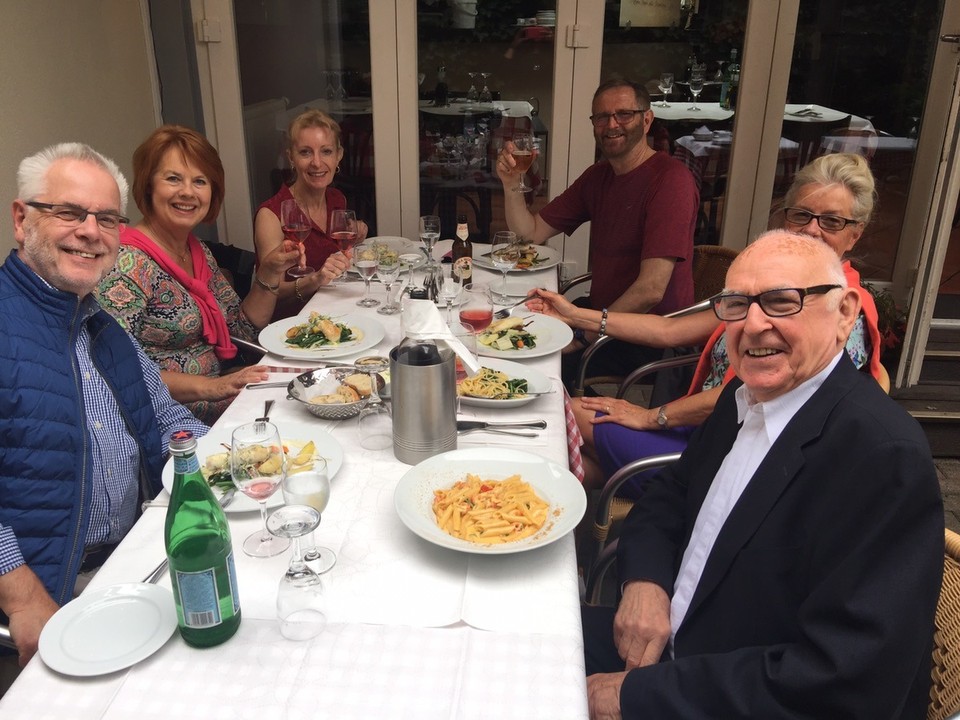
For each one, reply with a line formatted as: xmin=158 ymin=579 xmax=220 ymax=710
xmin=25 ymin=201 xmax=129 ymax=231
xmin=589 ymin=109 xmax=647 ymax=127
xmin=783 ymin=207 xmax=860 ymax=232
xmin=712 ymin=284 xmax=843 ymax=321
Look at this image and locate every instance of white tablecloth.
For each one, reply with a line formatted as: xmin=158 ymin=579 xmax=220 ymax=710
xmin=0 ymin=255 xmax=588 ymax=720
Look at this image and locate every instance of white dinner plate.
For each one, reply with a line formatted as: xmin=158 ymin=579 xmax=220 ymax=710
xmin=161 ymin=422 xmax=344 ymax=513
xmin=458 ymin=358 xmax=553 ymax=408
xmin=472 ymin=244 xmax=560 ymax=274
xmin=394 ymin=448 xmax=586 ymax=555
xmin=39 ymin=583 xmax=178 ymax=676
xmin=476 ymin=313 xmax=574 ymax=360
xmin=490 ymin=277 xmax=537 ymax=299
xmin=258 ymin=313 xmax=385 ymax=360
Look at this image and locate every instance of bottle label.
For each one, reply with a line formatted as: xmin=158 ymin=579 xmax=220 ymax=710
xmin=454 ymin=256 xmax=472 ymax=282
xmin=173 ymin=550 xmax=239 ymax=628
xmin=173 ymin=453 xmax=202 ymax=476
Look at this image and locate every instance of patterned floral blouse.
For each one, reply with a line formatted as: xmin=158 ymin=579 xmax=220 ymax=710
xmin=96 ymin=241 xmax=257 ymax=424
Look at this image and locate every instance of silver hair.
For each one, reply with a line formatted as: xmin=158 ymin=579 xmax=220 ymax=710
xmin=783 ymin=152 xmax=876 ymax=225
xmin=17 ymin=142 xmax=129 ymax=213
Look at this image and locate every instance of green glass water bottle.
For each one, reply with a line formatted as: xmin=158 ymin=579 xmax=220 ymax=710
xmin=165 ymin=430 xmax=241 ymax=647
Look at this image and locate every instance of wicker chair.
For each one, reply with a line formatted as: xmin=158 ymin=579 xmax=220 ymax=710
xmin=929 ymin=529 xmax=960 ymax=720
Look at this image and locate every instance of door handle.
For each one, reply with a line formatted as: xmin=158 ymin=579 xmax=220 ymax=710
xmin=941 ymin=34 xmax=960 ymax=43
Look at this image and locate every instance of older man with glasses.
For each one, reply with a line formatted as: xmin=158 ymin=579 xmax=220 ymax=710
xmin=582 ymin=230 xmax=942 ymax=720
xmin=0 ymin=143 xmax=206 ymax=691
xmin=495 ymin=78 xmax=699 ymax=389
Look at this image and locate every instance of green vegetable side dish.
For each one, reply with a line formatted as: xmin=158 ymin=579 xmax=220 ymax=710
xmin=478 ymin=327 xmax=537 ymax=351
xmin=284 ymin=312 xmax=357 ymax=349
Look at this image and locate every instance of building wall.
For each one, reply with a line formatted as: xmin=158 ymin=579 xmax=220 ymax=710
xmin=0 ymin=1 xmax=159 ymax=254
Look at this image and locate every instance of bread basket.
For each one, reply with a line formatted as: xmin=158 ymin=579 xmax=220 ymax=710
xmin=287 ymin=367 xmax=368 ymax=420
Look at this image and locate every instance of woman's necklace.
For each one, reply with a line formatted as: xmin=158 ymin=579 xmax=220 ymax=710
xmin=143 ymin=224 xmax=191 ymax=266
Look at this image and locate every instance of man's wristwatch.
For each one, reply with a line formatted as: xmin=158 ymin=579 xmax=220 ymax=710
xmin=656 ymin=405 xmax=669 ymax=429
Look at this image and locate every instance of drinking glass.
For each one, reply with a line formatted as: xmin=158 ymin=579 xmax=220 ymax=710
xmin=688 ymin=71 xmax=705 ymax=112
xmin=438 ymin=262 xmax=462 ymax=324
xmin=281 ymin=462 xmax=336 ymax=574
xmin=329 ymin=208 xmax=358 ymax=284
xmin=281 ymin=199 xmax=314 ymax=278
xmin=356 ymin=355 xmax=392 ymax=450
xmin=466 ymin=72 xmax=479 ymax=104
xmin=490 ymin=231 xmax=520 ymax=303
xmin=479 ymin=72 xmax=492 ymax=103
xmin=419 ymin=215 xmax=441 ymax=270
xmin=510 ymin=133 xmax=535 ymax=193
xmin=657 ymin=72 xmax=674 ymax=108
xmin=231 ymin=421 xmax=289 ymax=558
xmin=459 ymin=282 xmax=493 ymax=334
xmin=353 ymin=241 xmax=380 ymax=307
xmin=266 ymin=504 xmax=327 ymax=640
xmin=451 ymin=321 xmax=477 ymax=414
xmin=376 ymin=247 xmax=402 ymax=315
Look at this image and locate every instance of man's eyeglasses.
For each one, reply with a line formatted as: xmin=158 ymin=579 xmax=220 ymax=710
xmin=783 ymin=207 xmax=860 ymax=232
xmin=589 ymin=109 xmax=647 ymax=127
xmin=712 ymin=284 xmax=843 ymax=321
xmin=25 ymin=201 xmax=129 ymax=231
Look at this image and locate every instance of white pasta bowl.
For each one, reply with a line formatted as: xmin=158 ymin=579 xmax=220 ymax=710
xmin=394 ymin=448 xmax=586 ymax=554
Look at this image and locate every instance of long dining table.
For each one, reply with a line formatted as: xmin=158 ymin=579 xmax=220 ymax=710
xmin=0 ymin=242 xmax=589 ymax=720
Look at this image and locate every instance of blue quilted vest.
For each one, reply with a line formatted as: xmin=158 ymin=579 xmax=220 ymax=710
xmin=0 ymin=251 xmax=164 ymax=612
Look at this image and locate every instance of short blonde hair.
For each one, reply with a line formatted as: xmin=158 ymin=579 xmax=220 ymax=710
xmin=784 ymin=153 xmax=876 ymax=224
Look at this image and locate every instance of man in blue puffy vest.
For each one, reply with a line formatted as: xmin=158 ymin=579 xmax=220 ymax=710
xmin=0 ymin=143 xmax=206 ymax=689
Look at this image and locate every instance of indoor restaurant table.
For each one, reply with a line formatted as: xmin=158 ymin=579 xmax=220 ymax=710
xmin=652 ymin=101 xmax=874 ymax=131
xmin=0 ymin=243 xmax=588 ymax=720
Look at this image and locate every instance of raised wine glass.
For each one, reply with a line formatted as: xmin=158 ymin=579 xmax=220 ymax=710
xmin=688 ymin=71 xmax=705 ymax=112
xmin=376 ymin=246 xmax=402 ymax=315
xmin=266 ymin=504 xmax=327 ymax=640
xmin=329 ymin=208 xmax=358 ymax=285
xmin=657 ymin=72 xmax=674 ymax=108
xmin=459 ymin=282 xmax=493 ymax=335
xmin=280 ymin=460 xmax=336 ymax=574
xmin=419 ymin=215 xmax=441 ymax=270
xmin=353 ymin=241 xmax=380 ymax=307
xmin=280 ymin=199 xmax=314 ymax=278
xmin=231 ymin=421 xmax=289 ymax=558
xmin=510 ymin=133 xmax=536 ymax=193
xmin=490 ymin=231 xmax=520 ymax=304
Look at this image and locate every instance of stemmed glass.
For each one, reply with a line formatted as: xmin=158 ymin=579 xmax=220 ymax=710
xmin=356 ymin=356 xmax=392 ymax=451
xmin=329 ymin=209 xmax=358 ymax=285
xmin=280 ymin=199 xmax=314 ymax=278
xmin=466 ymin=72 xmax=479 ymax=104
xmin=231 ymin=421 xmax=289 ymax=558
xmin=281 ymin=460 xmax=336 ymax=574
xmin=490 ymin=231 xmax=520 ymax=304
xmin=376 ymin=247 xmax=402 ymax=315
xmin=510 ymin=133 xmax=535 ymax=193
xmin=438 ymin=262 xmax=463 ymax=324
xmin=353 ymin=241 xmax=380 ymax=307
xmin=479 ymin=72 xmax=492 ymax=103
xmin=459 ymin=282 xmax=493 ymax=335
xmin=323 ymin=71 xmax=336 ymax=101
xmin=419 ymin=215 xmax=441 ymax=270
xmin=688 ymin=70 xmax=705 ymax=112
xmin=657 ymin=73 xmax=674 ymax=108
xmin=266 ymin=504 xmax=327 ymax=640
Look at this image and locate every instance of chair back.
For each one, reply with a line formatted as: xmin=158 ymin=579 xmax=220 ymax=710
xmin=691 ymin=244 xmax=739 ymax=301
xmin=929 ymin=529 xmax=960 ymax=720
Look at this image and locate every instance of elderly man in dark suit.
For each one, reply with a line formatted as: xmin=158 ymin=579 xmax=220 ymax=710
xmin=583 ymin=230 xmax=943 ymax=720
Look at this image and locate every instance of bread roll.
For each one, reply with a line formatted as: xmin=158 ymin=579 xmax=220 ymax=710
xmin=309 ymin=383 xmax=361 ymax=405
xmin=343 ymin=373 xmax=373 ymax=398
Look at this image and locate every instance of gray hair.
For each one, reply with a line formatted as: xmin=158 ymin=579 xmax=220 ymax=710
xmin=783 ymin=152 xmax=876 ymax=225
xmin=17 ymin=142 xmax=129 ymax=213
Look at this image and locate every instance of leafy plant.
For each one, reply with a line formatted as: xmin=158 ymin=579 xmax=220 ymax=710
xmin=863 ymin=281 xmax=907 ymax=361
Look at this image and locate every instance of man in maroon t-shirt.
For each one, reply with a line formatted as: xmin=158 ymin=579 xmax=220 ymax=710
xmin=496 ymin=78 xmax=699 ymax=387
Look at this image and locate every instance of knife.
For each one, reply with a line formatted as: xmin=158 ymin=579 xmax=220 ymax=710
xmin=456 ymin=419 xmax=547 ymax=431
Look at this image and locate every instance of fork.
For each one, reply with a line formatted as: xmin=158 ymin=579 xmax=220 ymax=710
xmin=493 ymin=294 xmax=536 ymax=320
xmin=255 ymin=400 xmax=274 ymax=430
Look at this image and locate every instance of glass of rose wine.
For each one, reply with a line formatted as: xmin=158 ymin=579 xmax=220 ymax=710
xmin=329 ymin=209 xmax=358 ymax=284
xmin=230 ymin=421 xmax=290 ymax=558
xmin=459 ymin=282 xmax=493 ymax=335
xmin=510 ymin=133 xmax=536 ymax=193
xmin=281 ymin=199 xmax=314 ymax=278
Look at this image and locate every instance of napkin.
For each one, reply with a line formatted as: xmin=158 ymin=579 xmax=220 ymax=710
xmin=401 ymin=300 xmax=482 ymax=375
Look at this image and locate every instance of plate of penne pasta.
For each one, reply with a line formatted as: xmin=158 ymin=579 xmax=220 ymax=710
xmin=394 ymin=448 xmax=586 ymax=554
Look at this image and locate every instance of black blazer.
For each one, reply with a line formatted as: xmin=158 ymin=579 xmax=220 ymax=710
xmin=617 ymin=355 xmax=944 ymax=719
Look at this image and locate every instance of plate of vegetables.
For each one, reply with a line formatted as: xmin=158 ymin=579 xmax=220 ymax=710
xmin=160 ymin=422 xmax=344 ymax=513
xmin=258 ymin=312 xmax=385 ymax=359
xmin=476 ymin=314 xmax=573 ymax=360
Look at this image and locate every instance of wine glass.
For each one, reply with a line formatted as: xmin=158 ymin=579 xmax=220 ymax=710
xmin=419 ymin=215 xmax=441 ymax=269
xmin=266 ymin=504 xmax=327 ymax=640
xmin=657 ymin=72 xmax=674 ymax=108
xmin=356 ymin=355 xmax=392 ymax=451
xmin=376 ymin=246 xmax=402 ymax=315
xmin=688 ymin=71 xmax=705 ymax=112
xmin=329 ymin=209 xmax=358 ymax=285
xmin=510 ymin=133 xmax=536 ymax=193
xmin=353 ymin=241 xmax=380 ymax=307
xmin=231 ymin=421 xmax=289 ymax=558
xmin=714 ymin=60 xmax=725 ymax=82
xmin=438 ymin=262 xmax=463 ymax=324
xmin=281 ymin=461 xmax=336 ymax=574
xmin=490 ymin=231 xmax=520 ymax=304
xmin=459 ymin=282 xmax=493 ymax=335
xmin=466 ymin=72 xmax=479 ymax=104
xmin=280 ymin=199 xmax=314 ymax=278
xmin=479 ymin=72 xmax=492 ymax=103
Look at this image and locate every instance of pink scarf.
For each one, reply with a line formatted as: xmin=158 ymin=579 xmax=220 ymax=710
xmin=121 ymin=227 xmax=237 ymax=361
